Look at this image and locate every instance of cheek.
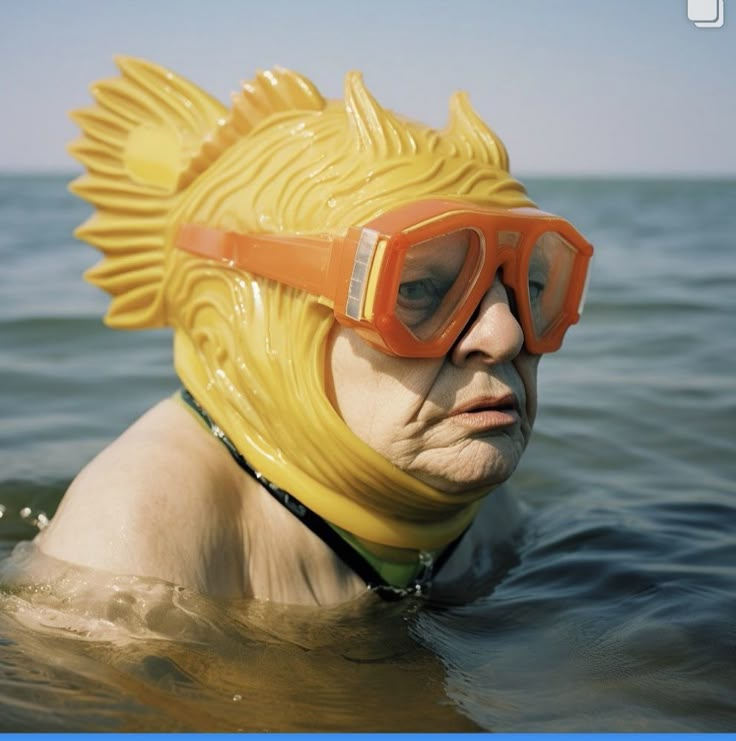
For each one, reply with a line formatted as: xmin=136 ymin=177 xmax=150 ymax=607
xmin=324 ymin=327 xmax=442 ymax=451
xmin=324 ymin=330 xmax=383 ymax=428
xmin=517 ymin=353 xmax=541 ymax=426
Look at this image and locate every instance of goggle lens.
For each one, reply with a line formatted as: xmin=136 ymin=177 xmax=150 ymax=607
xmin=390 ymin=226 xmax=587 ymax=351
xmin=395 ymin=229 xmax=481 ymax=341
xmin=527 ymin=231 xmax=579 ymax=339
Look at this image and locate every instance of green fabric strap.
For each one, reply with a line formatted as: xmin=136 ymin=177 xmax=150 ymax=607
xmin=329 ymin=523 xmax=440 ymax=590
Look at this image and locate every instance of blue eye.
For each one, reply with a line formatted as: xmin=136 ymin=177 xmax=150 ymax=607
xmin=398 ymin=279 xmax=438 ymax=305
xmin=396 ymin=277 xmax=452 ymax=329
xmin=528 ymin=279 xmax=546 ymax=301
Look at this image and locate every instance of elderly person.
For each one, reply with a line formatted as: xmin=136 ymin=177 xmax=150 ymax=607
xmin=35 ymin=58 xmax=592 ymax=606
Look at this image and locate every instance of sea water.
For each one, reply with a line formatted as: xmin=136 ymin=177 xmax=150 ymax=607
xmin=0 ymin=174 xmax=734 ymax=731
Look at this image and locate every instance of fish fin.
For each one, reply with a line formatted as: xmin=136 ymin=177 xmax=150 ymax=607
xmin=178 ymin=66 xmax=326 ymax=189
xmin=68 ymin=56 xmax=227 ymax=328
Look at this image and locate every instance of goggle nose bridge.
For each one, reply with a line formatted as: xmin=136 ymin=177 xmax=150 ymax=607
xmin=461 ymin=228 xmax=527 ymax=302
xmin=448 ymin=248 xmax=525 ymax=339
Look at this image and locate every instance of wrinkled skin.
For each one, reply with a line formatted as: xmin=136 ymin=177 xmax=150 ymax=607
xmin=327 ymin=277 xmax=540 ymax=495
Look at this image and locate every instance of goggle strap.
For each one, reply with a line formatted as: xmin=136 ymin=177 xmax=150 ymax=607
xmin=175 ymin=224 xmax=336 ymax=299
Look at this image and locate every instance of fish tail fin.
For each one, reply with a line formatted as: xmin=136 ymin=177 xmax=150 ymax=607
xmin=68 ymin=56 xmax=226 ymax=328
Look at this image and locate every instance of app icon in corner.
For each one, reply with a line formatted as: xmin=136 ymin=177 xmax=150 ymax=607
xmin=687 ymin=0 xmax=725 ymax=27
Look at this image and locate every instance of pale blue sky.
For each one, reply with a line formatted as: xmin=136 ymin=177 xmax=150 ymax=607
xmin=1 ymin=0 xmax=734 ymax=175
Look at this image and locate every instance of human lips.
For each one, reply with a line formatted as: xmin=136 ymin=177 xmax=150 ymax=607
xmin=449 ymin=393 xmax=521 ymax=431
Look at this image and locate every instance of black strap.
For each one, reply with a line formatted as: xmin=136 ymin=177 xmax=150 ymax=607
xmin=180 ymin=388 xmax=464 ymax=599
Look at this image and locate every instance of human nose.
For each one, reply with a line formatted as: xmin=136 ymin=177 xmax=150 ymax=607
xmin=450 ymin=276 xmax=524 ymax=366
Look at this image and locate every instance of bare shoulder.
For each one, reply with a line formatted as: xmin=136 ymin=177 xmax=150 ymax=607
xmin=36 ymin=398 xmax=245 ymax=595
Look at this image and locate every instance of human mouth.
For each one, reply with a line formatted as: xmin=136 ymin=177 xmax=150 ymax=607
xmin=449 ymin=394 xmax=521 ymax=431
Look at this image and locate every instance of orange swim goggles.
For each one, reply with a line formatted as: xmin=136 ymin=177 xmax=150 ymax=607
xmin=176 ymin=199 xmax=593 ymax=357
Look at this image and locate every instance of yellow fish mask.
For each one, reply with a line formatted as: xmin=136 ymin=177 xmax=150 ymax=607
xmin=69 ymin=57 xmax=534 ymax=555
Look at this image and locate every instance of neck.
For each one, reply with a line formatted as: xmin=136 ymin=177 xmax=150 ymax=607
xmin=177 ymin=388 xmax=465 ymax=594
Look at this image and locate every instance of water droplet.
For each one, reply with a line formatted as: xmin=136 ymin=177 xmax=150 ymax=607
xmin=418 ymin=550 xmax=433 ymax=567
xmin=20 ymin=507 xmax=32 ymax=519
xmin=0 ymin=504 xmax=5 ymax=519
xmin=36 ymin=512 xmax=50 ymax=530
xmin=232 ymin=694 xmax=242 ymax=702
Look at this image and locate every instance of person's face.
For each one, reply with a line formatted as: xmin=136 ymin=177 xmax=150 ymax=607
xmin=326 ymin=276 xmax=540 ymax=495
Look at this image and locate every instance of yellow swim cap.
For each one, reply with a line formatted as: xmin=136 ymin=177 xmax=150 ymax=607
xmin=69 ymin=57 xmax=534 ymax=553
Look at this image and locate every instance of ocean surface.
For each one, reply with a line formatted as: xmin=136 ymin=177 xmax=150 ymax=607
xmin=0 ymin=173 xmax=734 ymax=732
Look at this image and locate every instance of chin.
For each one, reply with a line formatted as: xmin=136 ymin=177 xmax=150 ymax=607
xmin=409 ymin=439 xmax=525 ymax=495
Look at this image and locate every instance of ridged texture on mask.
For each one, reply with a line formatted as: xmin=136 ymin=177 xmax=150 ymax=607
xmin=70 ymin=57 xmax=534 ymax=551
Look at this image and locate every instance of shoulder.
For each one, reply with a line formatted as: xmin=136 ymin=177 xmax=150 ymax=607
xmin=36 ymin=398 xmax=246 ymax=595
